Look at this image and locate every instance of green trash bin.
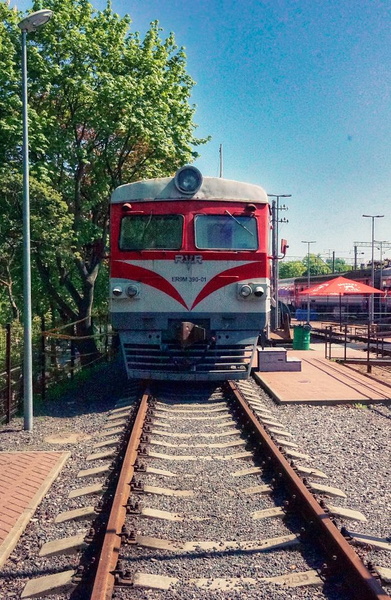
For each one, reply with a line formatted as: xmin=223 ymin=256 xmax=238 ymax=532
xmin=293 ymin=325 xmax=311 ymax=350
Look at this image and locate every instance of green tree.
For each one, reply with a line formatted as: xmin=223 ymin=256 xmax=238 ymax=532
xmin=0 ymin=172 xmax=73 ymax=321
xmin=279 ymin=260 xmax=306 ymax=279
xmin=325 ymin=257 xmax=352 ymax=273
xmin=0 ymin=0 xmax=207 ymax=356
xmin=302 ymin=254 xmax=331 ymax=276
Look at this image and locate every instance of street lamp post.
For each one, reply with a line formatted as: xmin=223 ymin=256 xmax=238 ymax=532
xmin=362 ymin=214 xmax=384 ymax=325
xmin=268 ymin=194 xmax=291 ymax=330
xmin=18 ymin=9 xmax=53 ymax=431
xmin=302 ymin=240 xmax=316 ymax=323
xmin=377 ymin=241 xmax=389 ymax=322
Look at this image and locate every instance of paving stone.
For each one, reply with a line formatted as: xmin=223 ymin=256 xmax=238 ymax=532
xmin=0 ymin=451 xmax=70 ymax=568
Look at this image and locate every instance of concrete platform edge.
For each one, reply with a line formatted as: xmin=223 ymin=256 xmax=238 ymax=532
xmin=253 ymin=372 xmax=391 ymax=406
xmin=0 ymin=451 xmax=71 ymax=568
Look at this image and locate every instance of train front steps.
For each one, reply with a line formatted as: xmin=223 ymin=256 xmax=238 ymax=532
xmin=257 ymin=347 xmax=301 ymax=372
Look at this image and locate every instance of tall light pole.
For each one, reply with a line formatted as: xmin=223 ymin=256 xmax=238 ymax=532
xmin=268 ymin=193 xmax=291 ymax=330
xmin=18 ymin=9 xmax=53 ymax=431
xmin=362 ymin=214 xmax=384 ymax=325
xmin=302 ymin=240 xmax=316 ymax=323
xmin=377 ymin=241 xmax=389 ymax=322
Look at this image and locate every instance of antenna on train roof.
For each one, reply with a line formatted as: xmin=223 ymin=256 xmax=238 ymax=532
xmin=219 ymin=143 xmax=223 ymax=178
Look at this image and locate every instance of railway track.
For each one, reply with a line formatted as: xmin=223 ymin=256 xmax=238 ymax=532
xmin=21 ymin=380 xmax=391 ymax=600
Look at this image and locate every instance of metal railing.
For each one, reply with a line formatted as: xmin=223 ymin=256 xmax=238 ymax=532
xmin=0 ymin=316 xmax=117 ymax=424
xmin=316 ymin=323 xmax=391 ymax=373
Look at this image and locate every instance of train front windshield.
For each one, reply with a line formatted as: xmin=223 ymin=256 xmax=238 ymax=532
xmin=195 ymin=214 xmax=258 ymax=250
xmin=119 ymin=214 xmax=183 ymax=250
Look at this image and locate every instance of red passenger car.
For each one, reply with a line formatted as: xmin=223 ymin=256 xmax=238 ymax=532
xmin=110 ymin=166 xmax=270 ymax=380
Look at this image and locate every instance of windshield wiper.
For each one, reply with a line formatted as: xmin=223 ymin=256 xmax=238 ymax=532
xmin=225 ymin=210 xmax=254 ymax=236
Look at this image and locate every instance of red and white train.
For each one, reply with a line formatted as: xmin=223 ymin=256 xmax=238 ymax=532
xmin=110 ymin=165 xmax=270 ymax=380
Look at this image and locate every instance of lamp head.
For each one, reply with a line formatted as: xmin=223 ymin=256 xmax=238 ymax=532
xmin=18 ymin=9 xmax=53 ymax=32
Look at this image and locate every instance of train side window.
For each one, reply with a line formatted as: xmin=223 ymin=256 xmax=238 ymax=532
xmin=194 ymin=214 xmax=258 ymax=250
xmin=119 ymin=214 xmax=184 ymax=250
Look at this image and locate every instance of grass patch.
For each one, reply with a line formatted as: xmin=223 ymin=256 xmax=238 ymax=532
xmin=45 ymin=361 xmax=110 ymax=402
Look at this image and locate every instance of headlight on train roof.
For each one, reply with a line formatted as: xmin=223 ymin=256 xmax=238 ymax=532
xmin=238 ymin=284 xmax=253 ymax=298
xmin=174 ymin=165 xmax=203 ymax=195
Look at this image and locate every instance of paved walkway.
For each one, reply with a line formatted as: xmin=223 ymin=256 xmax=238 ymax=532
xmin=254 ymin=345 xmax=391 ymax=404
xmin=0 ymin=451 xmax=70 ymax=568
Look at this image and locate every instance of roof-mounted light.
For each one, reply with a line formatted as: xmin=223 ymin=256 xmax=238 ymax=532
xmin=174 ymin=166 xmax=203 ymax=195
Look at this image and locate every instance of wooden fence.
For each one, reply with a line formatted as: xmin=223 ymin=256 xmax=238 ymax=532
xmin=0 ymin=315 xmax=116 ymax=423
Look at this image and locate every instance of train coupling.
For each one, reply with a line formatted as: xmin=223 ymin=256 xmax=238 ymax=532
xmin=178 ymin=321 xmax=207 ymax=348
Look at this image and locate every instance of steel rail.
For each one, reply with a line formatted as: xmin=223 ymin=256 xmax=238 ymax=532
xmin=226 ymin=380 xmax=390 ymax=600
xmin=90 ymin=393 xmax=149 ymax=600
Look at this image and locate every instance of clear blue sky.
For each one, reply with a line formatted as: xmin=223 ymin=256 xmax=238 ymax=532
xmin=13 ymin=0 xmax=391 ymax=265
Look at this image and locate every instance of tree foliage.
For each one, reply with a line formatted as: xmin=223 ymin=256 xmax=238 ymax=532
xmin=325 ymin=257 xmax=352 ymax=273
xmin=280 ymin=254 xmax=333 ymax=278
xmin=279 ymin=260 xmax=306 ymax=279
xmin=0 ymin=0 xmax=207 ymax=351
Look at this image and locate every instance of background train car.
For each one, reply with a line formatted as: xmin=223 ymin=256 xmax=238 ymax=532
xmin=279 ymin=267 xmax=391 ymax=322
xmin=110 ymin=166 xmax=270 ymax=380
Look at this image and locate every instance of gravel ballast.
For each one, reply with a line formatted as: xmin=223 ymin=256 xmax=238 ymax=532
xmin=0 ymin=360 xmax=389 ymax=600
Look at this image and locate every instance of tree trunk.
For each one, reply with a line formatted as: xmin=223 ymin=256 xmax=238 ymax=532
xmin=74 ymin=268 xmax=100 ymax=366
